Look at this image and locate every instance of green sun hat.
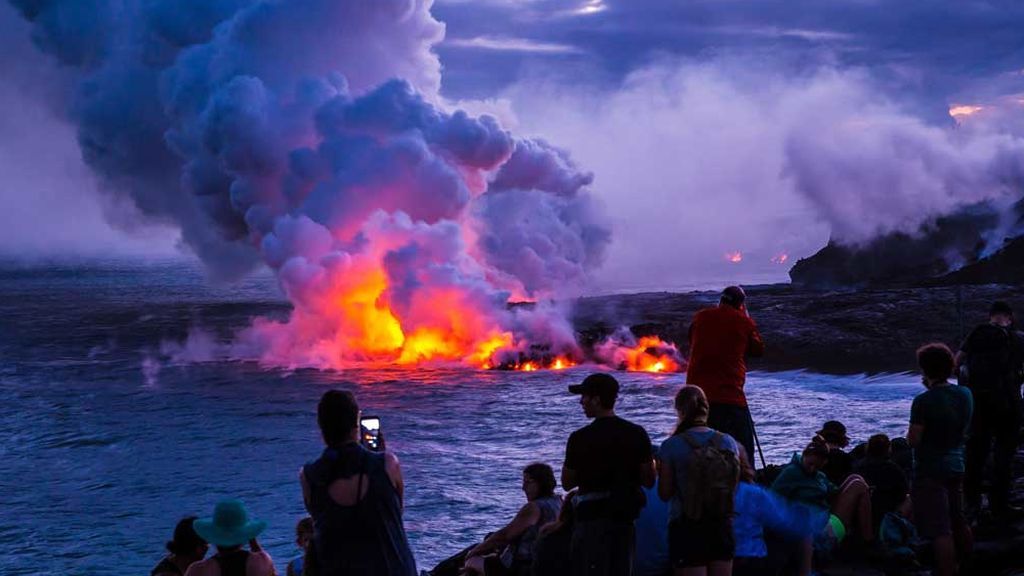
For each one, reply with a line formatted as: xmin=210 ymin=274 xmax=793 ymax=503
xmin=193 ymin=499 xmax=267 ymax=548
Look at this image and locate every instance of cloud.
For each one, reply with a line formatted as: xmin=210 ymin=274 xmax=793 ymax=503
xmin=501 ymin=58 xmax=1024 ymax=291
xmin=445 ymin=35 xmax=582 ymax=54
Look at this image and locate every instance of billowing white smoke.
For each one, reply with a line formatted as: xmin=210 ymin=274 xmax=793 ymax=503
xmin=502 ymin=62 xmax=1024 ymax=290
xmin=12 ymin=0 xmax=610 ymax=368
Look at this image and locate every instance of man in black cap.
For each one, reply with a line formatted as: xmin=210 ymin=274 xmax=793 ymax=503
xmin=563 ymin=373 xmax=655 ymax=576
xmin=956 ymin=301 xmax=1024 ymax=519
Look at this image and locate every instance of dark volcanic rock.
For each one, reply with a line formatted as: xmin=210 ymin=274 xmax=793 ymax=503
xmin=573 ymin=284 xmax=1024 ymax=374
xmin=789 ymin=195 xmax=1024 ymax=289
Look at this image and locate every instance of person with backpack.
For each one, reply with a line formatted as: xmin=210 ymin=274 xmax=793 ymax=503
xmin=956 ymin=301 xmax=1024 ymax=519
xmin=658 ymin=385 xmax=740 ymax=576
xmin=685 ymin=286 xmax=765 ymax=467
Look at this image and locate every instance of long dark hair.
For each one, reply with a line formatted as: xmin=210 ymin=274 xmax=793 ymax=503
xmin=523 ymin=462 xmax=557 ymax=498
xmin=166 ymin=516 xmax=204 ymax=555
xmin=672 ymin=385 xmax=710 ymax=436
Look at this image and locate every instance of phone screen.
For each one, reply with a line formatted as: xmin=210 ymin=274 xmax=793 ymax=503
xmin=361 ymin=417 xmax=381 ymax=432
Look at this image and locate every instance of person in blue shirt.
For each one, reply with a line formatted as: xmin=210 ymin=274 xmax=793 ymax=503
xmin=732 ymin=447 xmax=824 ymax=576
xmin=634 ymin=447 xmax=670 ymax=576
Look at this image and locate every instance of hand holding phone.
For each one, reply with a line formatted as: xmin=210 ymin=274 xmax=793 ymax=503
xmin=360 ymin=416 xmax=384 ymax=452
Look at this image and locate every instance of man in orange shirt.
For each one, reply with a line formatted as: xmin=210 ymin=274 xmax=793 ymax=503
xmin=686 ymin=286 xmax=765 ymax=465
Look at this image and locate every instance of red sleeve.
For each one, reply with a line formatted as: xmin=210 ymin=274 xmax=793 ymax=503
xmin=746 ymin=320 xmax=765 ymax=358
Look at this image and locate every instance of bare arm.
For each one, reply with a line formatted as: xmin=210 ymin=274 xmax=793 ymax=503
xmin=657 ymin=457 xmax=675 ymax=502
xmin=385 ymin=451 xmax=404 ymax=509
xmin=468 ymin=502 xmax=541 ymax=557
xmin=299 ymin=467 xmax=312 ymax=513
xmin=907 ymin=423 xmax=924 ymax=448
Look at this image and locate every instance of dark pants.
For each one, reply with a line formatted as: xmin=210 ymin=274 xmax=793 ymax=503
xmin=570 ymin=519 xmax=635 ymax=576
xmin=964 ymin=394 xmax=1022 ymax=511
xmin=708 ymin=403 xmax=755 ymax=467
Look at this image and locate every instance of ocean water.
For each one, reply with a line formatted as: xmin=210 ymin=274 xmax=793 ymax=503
xmin=0 ymin=261 xmax=921 ymax=575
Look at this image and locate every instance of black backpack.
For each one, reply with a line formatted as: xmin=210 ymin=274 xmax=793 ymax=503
xmin=965 ymin=324 xmax=1022 ymax=393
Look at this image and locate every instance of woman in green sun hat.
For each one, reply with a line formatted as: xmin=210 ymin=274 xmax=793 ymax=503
xmin=184 ymin=499 xmax=276 ymax=576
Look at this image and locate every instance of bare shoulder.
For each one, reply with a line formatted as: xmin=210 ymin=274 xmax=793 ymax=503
xmin=384 ymin=451 xmax=401 ymax=470
xmin=250 ymin=551 xmax=276 ymax=575
xmin=184 ymin=558 xmax=215 ymax=576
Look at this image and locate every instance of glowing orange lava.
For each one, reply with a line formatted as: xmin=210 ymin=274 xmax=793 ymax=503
xmin=949 ymin=104 xmax=983 ymax=122
xmin=725 ymin=251 xmax=743 ymax=263
xmin=622 ymin=336 xmax=683 ymax=373
xmin=771 ymin=253 xmax=789 ymax=264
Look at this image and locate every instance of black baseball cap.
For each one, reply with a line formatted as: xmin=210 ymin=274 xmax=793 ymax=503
xmin=568 ymin=373 xmax=620 ymax=399
xmin=990 ymin=301 xmax=1013 ymax=316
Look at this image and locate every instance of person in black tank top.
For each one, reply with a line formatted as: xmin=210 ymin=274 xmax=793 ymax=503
xmin=152 ymin=516 xmax=208 ymax=576
xmin=301 ymin=390 xmax=417 ymax=576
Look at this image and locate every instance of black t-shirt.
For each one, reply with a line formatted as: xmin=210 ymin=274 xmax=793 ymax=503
xmin=822 ymin=448 xmax=853 ymax=486
xmin=853 ymin=457 xmax=909 ymax=526
xmin=564 ymin=416 xmax=652 ymax=520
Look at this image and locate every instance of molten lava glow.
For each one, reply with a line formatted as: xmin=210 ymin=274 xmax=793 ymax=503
xmin=623 ymin=336 xmax=683 ymax=373
xmin=771 ymin=253 xmax=789 ymax=264
xmin=725 ymin=251 xmax=743 ymax=263
xmin=949 ymin=105 xmax=983 ymax=121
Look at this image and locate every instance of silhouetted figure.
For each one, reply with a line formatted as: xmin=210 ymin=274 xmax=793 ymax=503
xmin=852 ymin=434 xmax=909 ymax=530
xmin=152 ymin=516 xmax=208 ymax=576
xmin=686 ymin=286 xmax=765 ymax=465
xmin=816 ymin=420 xmax=853 ymax=486
xmin=956 ymin=301 xmax=1024 ymax=518
xmin=563 ymin=373 xmax=655 ymax=576
xmin=910 ymin=343 xmax=974 ymax=576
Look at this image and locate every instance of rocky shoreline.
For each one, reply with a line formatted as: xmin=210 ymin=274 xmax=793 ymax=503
xmin=573 ymin=283 xmax=1024 ymax=375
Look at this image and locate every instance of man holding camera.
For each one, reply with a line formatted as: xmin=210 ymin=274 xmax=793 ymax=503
xmin=563 ymin=373 xmax=656 ymax=576
xmin=685 ymin=285 xmax=764 ymax=466
xmin=957 ymin=301 xmax=1024 ymax=519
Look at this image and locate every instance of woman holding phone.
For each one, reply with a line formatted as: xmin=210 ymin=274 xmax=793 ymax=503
xmin=300 ymin=390 xmax=417 ymax=576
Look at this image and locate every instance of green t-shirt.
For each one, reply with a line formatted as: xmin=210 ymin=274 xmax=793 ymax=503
xmin=910 ymin=384 xmax=973 ymax=479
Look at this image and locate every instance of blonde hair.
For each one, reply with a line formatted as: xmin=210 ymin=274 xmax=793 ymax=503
xmin=672 ymin=385 xmax=710 ymax=435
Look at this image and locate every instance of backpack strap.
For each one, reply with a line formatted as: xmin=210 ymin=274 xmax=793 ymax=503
xmin=681 ymin=430 xmax=704 ymax=450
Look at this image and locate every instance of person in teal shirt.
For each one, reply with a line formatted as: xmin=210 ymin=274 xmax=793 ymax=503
xmin=908 ymin=343 xmax=974 ymax=576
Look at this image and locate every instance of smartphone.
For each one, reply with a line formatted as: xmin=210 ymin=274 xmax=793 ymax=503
xmin=360 ymin=416 xmax=382 ymax=451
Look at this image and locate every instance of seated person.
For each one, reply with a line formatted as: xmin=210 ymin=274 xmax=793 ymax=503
xmin=185 ymin=500 xmax=275 ymax=576
xmin=816 ymin=420 xmax=853 ymax=486
xmin=287 ymin=517 xmax=314 ymax=576
xmin=852 ymin=434 xmax=909 ymax=530
xmin=531 ymin=489 xmax=577 ymax=576
xmin=463 ymin=463 xmax=562 ymax=576
xmin=152 ymin=516 xmax=208 ymax=576
xmin=733 ymin=447 xmax=825 ymax=576
xmin=771 ymin=437 xmax=874 ymax=576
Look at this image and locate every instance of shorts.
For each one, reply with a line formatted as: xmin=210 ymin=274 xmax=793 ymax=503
xmin=813 ymin=514 xmax=846 ymax=555
xmin=912 ymin=476 xmax=966 ymax=539
xmin=668 ymin=516 xmax=735 ymax=567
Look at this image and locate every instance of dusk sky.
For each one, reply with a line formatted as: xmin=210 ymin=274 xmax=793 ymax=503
xmin=3 ymin=0 xmax=1024 ymax=291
